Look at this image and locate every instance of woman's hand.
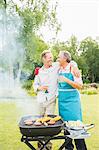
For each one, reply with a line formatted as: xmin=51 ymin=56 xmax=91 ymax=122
xmin=70 ymin=64 xmax=80 ymax=78
xmin=59 ymin=75 xmax=82 ymax=89
xmin=58 ymin=76 xmax=67 ymax=82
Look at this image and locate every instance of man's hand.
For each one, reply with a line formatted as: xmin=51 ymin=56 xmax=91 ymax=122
xmin=70 ymin=64 xmax=80 ymax=78
xmin=38 ymin=86 xmax=48 ymax=91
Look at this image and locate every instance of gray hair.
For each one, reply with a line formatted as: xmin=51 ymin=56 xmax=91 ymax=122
xmin=60 ymin=51 xmax=71 ymax=63
xmin=41 ymin=50 xmax=51 ymax=59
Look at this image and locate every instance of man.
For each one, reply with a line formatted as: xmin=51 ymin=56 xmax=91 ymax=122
xmin=33 ymin=50 xmax=80 ymax=115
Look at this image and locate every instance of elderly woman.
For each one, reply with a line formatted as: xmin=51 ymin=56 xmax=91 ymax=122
xmin=58 ymin=51 xmax=87 ymax=150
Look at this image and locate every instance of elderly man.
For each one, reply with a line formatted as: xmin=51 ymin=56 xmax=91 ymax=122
xmin=33 ymin=50 xmax=79 ymax=115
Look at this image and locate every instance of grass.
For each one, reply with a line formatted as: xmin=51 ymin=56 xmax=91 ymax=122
xmin=0 ymin=94 xmax=99 ymax=150
xmin=81 ymin=94 xmax=99 ymax=150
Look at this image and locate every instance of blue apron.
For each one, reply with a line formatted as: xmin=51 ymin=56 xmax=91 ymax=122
xmin=58 ymin=72 xmax=82 ymax=121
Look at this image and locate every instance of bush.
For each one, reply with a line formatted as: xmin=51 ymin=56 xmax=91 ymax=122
xmin=22 ymin=80 xmax=36 ymax=96
xmin=22 ymin=80 xmax=33 ymax=90
xmin=27 ymin=87 xmax=36 ymax=96
xmin=83 ymin=79 xmax=91 ymax=84
xmin=80 ymin=88 xmax=98 ymax=95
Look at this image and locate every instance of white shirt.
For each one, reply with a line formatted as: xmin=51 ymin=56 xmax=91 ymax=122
xmin=33 ymin=62 xmax=59 ymax=103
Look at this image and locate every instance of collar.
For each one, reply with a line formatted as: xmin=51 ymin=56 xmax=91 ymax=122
xmin=60 ymin=63 xmax=70 ymax=70
xmin=42 ymin=64 xmax=53 ymax=70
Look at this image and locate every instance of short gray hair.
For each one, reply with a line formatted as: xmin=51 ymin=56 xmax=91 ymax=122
xmin=41 ymin=50 xmax=51 ymax=59
xmin=60 ymin=51 xmax=71 ymax=63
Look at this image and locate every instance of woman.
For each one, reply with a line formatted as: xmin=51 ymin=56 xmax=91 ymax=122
xmin=58 ymin=51 xmax=87 ymax=150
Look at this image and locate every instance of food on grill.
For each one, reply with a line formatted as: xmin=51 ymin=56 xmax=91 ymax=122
xmin=35 ymin=116 xmax=50 ymax=123
xmin=47 ymin=120 xmax=56 ymax=125
xmin=41 ymin=116 xmax=51 ymax=123
xmin=66 ymin=120 xmax=84 ymax=128
xmin=34 ymin=116 xmax=51 ymax=126
xmin=34 ymin=115 xmax=61 ymax=125
xmin=43 ymin=122 xmax=48 ymax=126
xmin=51 ymin=116 xmax=61 ymax=121
xmin=47 ymin=116 xmax=61 ymax=125
xmin=35 ymin=118 xmax=43 ymax=122
xmin=24 ymin=115 xmax=61 ymax=126
xmin=24 ymin=119 xmax=33 ymax=125
xmin=34 ymin=121 xmax=42 ymax=126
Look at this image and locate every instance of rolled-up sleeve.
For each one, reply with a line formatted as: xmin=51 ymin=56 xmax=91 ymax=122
xmin=33 ymin=75 xmax=40 ymax=92
xmin=74 ymin=76 xmax=83 ymax=85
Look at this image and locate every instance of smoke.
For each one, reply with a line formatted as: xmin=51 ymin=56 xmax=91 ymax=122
xmin=0 ymin=7 xmax=40 ymax=117
xmin=0 ymin=8 xmax=24 ymax=91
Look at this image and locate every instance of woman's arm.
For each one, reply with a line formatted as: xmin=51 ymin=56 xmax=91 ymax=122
xmin=59 ymin=76 xmax=83 ymax=90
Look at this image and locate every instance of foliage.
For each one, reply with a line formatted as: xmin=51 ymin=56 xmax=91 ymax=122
xmin=80 ymin=83 xmax=99 ymax=95
xmin=21 ymin=35 xmax=48 ymax=73
xmin=27 ymin=86 xmax=36 ymax=96
xmin=52 ymin=35 xmax=79 ymax=61
xmin=52 ymin=36 xmax=99 ymax=83
xmin=22 ymin=79 xmax=33 ymax=90
xmin=1 ymin=0 xmax=60 ymax=75
xmin=52 ymin=41 xmax=68 ymax=60
xmin=0 ymin=0 xmax=6 ymax=8
xmin=17 ymin=0 xmax=60 ymax=74
xmin=66 ymin=35 xmax=79 ymax=61
xmin=80 ymin=88 xmax=98 ymax=95
xmin=22 ymin=80 xmax=36 ymax=96
xmin=79 ymin=37 xmax=99 ymax=82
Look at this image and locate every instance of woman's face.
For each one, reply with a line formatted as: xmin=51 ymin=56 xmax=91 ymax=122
xmin=57 ymin=52 xmax=66 ymax=65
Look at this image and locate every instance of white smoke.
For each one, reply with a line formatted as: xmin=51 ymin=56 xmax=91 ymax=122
xmin=0 ymin=8 xmax=24 ymax=90
xmin=0 ymin=7 xmax=39 ymax=116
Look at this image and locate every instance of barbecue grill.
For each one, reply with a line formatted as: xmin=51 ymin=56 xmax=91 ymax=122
xmin=19 ymin=115 xmax=64 ymax=137
xmin=19 ymin=115 xmax=94 ymax=150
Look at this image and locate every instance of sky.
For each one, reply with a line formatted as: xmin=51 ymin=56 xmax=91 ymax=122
xmin=39 ymin=0 xmax=99 ymax=42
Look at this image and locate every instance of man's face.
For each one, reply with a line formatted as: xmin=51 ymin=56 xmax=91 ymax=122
xmin=57 ymin=52 xmax=65 ymax=65
xmin=43 ymin=52 xmax=53 ymax=66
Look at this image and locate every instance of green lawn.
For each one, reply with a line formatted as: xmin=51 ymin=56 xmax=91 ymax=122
xmin=0 ymin=94 xmax=99 ymax=150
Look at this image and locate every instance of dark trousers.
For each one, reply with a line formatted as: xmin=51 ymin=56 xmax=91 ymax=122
xmin=65 ymin=139 xmax=87 ymax=150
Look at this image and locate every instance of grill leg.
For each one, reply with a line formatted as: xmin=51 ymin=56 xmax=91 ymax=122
xmin=58 ymin=137 xmax=71 ymax=150
xmin=21 ymin=137 xmax=36 ymax=150
xmin=38 ymin=140 xmax=51 ymax=150
xmin=24 ymin=141 xmax=36 ymax=150
xmin=25 ymin=140 xmax=36 ymax=150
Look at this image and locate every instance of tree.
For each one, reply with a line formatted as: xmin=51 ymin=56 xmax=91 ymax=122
xmin=66 ymin=35 xmax=79 ymax=61
xmin=79 ymin=37 xmax=99 ymax=82
xmin=1 ymin=0 xmax=60 ymax=76
xmin=52 ymin=35 xmax=79 ymax=62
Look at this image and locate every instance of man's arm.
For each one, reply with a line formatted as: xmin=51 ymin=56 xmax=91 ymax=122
xmin=33 ymin=75 xmax=48 ymax=92
xmin=33 ymin=75 xmax=40 ymax=92
xmin=70 ymin=61 xmax=80 ymax=78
